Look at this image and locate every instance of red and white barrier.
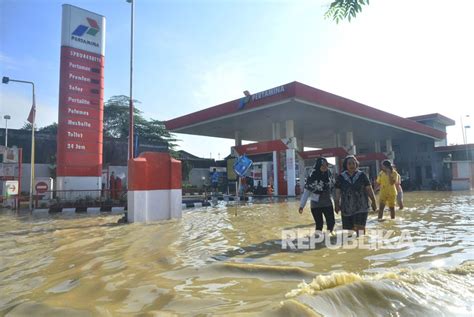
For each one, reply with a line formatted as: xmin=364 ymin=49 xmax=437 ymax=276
xmin=127 ymin=152 xmax=182 ymax=222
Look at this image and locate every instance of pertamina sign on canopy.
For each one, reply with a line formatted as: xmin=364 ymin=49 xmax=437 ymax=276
xmin=57 ymin=5 xmax=106 ymax=192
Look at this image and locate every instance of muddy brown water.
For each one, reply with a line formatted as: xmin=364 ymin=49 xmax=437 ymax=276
xmin=1 ymin=191 xmax=473 ymax=316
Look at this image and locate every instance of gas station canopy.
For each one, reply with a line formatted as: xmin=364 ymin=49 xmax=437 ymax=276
xmin=165 ymin=81 xmax=445 ymax=149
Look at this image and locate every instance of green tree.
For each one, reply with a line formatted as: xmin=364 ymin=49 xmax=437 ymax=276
xmin=136 ymin=118 xmax=177 ymax=147
xmin=21 ymin=122 xmax=33 ymax=130
xmin=181 ymin=160 xmax=193 ymax=182
xmin=39 ymin=122 xmax=58 ymax=134
xmin=21 ymin=95 xmax=177 ymax=151
xmin=21 ymin=122 xmax=57 ymax=133
xmin=325 ymin=0 xmax=369 ymax=23
xmin=104 ymin=95 xmax=177 ymax=150
xmin=103 ymin=95 xmax=141 ymax=138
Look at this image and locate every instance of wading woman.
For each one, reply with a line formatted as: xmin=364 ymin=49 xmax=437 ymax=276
xmin=334 ymin=155 xmax=377 ymax=235
xmin=376 ymin=160 xmax=399 ymax=220
xmin=299 ymin=157 xmax=336 ymax=234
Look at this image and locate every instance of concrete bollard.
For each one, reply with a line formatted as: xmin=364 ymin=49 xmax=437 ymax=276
xmin=127 ymin=152 xmax=182 ymax=223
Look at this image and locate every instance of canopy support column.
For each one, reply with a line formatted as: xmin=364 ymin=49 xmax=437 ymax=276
xmin=285 ymin=120 xmax=296 ymax=196
xmin=272 ymin=122 xmax=280 ymax=195
xmin=375 ymin=140 xmax=381 ymax=175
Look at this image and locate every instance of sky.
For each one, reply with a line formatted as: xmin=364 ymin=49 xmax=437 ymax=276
xmin=1 ymin=0 xmax=473 ymax=159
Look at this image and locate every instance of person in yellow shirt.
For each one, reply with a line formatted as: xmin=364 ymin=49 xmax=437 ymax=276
xmin=376 ymin=160 xmax=398 ymax=220
xmin=393 ymin=165 xmax=404 ymax=210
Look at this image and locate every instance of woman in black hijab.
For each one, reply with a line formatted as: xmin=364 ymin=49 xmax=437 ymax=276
xmin=299 ymin=157 xmax=336 ymax=233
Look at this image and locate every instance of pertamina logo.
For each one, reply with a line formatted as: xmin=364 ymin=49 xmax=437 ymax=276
xmin=72 ymin=18 xmax=100 ymax=36
xmin=71 ymin=17 xmax=100 ymax=48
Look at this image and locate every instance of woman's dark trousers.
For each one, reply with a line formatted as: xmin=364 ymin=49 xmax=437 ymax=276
xmin=310 ymin=206 xmax=335 ymax=231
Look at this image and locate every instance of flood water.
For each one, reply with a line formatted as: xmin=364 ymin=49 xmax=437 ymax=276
xmin=1 ymin=191 xmax=473 ymax=316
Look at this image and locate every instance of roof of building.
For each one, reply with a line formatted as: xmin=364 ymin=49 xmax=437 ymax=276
xmin=165 ymin=82 xmax=447 ymax=147
xmin=177 ymin=150 xmax=213 ymax=160
xmin=434 ymin=144 xmax=474 ymax=152
xmin=407 ymin=113 xmax=456 ymax=126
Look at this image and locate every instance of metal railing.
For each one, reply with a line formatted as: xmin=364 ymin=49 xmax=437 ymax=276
xmin=34 ymin=189 xmax=127 ymax=209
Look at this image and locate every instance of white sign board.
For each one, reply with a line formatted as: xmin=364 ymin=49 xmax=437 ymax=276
xmin=5 ymin=180 xmax=19 ymax=195
xmin=61 ymin=4 xmax=106 ymax=56
xmin=0 ymin=164 xmax=15 ymax=177
xmin=0 ymin=146 xmax=19 ymax=163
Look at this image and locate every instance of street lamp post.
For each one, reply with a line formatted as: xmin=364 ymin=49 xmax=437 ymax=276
xmin=461 ymin=114 xmax=471 ymax=161
xmin=4 ymin=114 xmax=11 ymax=147
xmin=465 ymin=123 xmax=471 ymax=161
xmin=127 ymin=0 xmax=135 ymax=160
xmin=2 ymin=76 xmax=36 ymax=210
